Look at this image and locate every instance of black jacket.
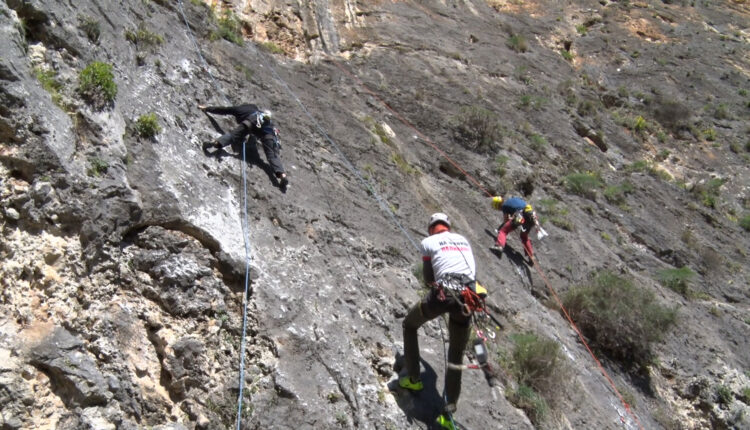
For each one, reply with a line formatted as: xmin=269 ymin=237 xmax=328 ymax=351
xmin=204 ymin=104 xmax=260 ymax=124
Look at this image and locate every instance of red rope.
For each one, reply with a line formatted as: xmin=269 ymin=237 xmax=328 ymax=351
xmin=330 ymin=60 xmax=494 ymax=198
xmin=332 ymin=59 xmax=644 ymax=429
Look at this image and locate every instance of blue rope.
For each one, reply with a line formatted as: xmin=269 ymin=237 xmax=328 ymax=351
xmin=235 ymin=141 xmax=253 ymax=430
xmin=176 ymin=2 xmax=252 ymax=428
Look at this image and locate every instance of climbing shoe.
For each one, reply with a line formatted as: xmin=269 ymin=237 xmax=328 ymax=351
xmin=489 ymin=244 xmax=503 ymax=253
xmin=398 ymin=376 xmax=423 ymax=392
xmin=279 ymin=175 xmax=289 ymax=189
xmin=436 ymin=414 xmax=456 ymax=430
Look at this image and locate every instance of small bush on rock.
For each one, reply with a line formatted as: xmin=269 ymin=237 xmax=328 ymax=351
xmin=78 ymin=61 xmax=117 ymax=108
xmin=657 ymin=266 xmax=695 ymax=296
xmin=563 ymin=271 xmax=677 ymax=368
xmin=135 ymin=113 xmax=162 ymax=139
xmin=739 ymin=215 xmax=750 ymax=231
xmin=211 ymin=10 xmax=244 ymax=45
xmin=453 ymin=105 xmax=503 ymax=153
xmin=564 ymin=171 xmax=603 ymax=199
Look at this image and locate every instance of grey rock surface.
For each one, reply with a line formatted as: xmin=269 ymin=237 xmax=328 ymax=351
xmin=0 ymin=0 xmax=748 ymax=429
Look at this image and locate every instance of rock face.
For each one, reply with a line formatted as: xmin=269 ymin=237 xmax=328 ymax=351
xmin=1 ymin=0 xmax=749 ymax=429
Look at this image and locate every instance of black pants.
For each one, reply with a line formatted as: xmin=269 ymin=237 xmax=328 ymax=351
xmin=217 ymin=125 xmax=285 ymax=175
xmin=402 ymin=287 xmax=471 ymax=412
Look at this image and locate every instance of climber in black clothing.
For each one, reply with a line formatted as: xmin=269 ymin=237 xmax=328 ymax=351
xmin=198 ymin=103 xmax=288 ymax=188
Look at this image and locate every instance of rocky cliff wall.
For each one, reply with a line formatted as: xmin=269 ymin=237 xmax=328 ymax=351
xmin=1 ymin=0 xmax=749 ymax=429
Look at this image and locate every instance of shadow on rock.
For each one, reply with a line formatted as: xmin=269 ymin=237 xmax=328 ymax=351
xmin=389 ymin=354 xmax=444 ymax=428
xmin=202 ymin=136 xmax=284 ymax=191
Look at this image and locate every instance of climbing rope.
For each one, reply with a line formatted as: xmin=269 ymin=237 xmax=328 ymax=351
xmin=176 ymin=2 xmax=252 ymax=429
xmin=334 ymin=59 xmax=644 ymax=429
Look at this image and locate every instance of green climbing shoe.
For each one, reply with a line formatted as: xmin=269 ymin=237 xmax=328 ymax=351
xmin=436 ymin=414 xmax=456 ymax=430
xmin=398 ymin=376 xmax=423 ymax=391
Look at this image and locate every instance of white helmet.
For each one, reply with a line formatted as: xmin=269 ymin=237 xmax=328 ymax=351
xmin=428 ymin=212 xmax=451 ymax=229
xmin=261 ymin=109 xmax=272 ymax=120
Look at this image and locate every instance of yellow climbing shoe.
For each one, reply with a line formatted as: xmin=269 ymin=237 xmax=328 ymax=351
xmin=436 ymin=414 xmax=456 ymax=430
xmin=398 ymin=376 xmax=423 ymax=391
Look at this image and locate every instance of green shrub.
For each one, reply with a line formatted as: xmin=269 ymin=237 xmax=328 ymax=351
xmin=78 ymin=15 xmax=100 ymax=43
xmin=537 ymin=198 xmax=574 ymax=231
xmin=453 ymin=106 xmax=503 ymax=152
xmin=390 ymin=152 xmax=418 ymax=175
xmin=563 ymin=271 xmax=677 ymax=367
xmin=692 ymin=177 xmax=725 ymax=208
xmin=87 ymin=157 xmax=109 ymax=177
xmin=78 ymin=61 xmax=117 ymax=107
xmin=260 ymin=41 xmax=284 ymax=55
xmin=633 ymin=115 xmax=647 ymax=133
xmin=716 ymin=385 xmax=733 ymax=406
xmin=564 ymin=171 xmax=603 ymax=199
xmin=125 ymin=25 xmax=164 ymax=48
xmin=529 ymin=134 xmax=547 ymax=151
xmin=575 ymin=24 xmax=587 ymax=35
xmin=604 ymin=182 xmax=634 ymax=205
xmin=495 ymin=155 xmax=509 ymax=177
xmin=740 ymin=215 xmax=750 ymax=231
xmin=507 ymin=34 xmax=528 ymax=53
xmin=509 ymin=385 xmax=548 ymax=425
xmin=211 ymin=10 xmax=244 ymax=45
xmin=657 ymin=266 xmax=695 ymax=296
xmin=34 ymin=67 xmax=63 ymax=107
xmin=510 ymin=332 xmax=565 ymax=394
xmin=703 ymin=127 xmax=717 ymax=141
xmin=560 ymin=49 xmax=574 ymax=61
xmin=135 ymin=113 xmax=162 ymax=138
xmin=518 ymin=94 xmax=547 ymax=111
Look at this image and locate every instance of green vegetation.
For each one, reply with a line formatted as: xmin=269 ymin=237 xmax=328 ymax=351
xmin=364 ymin=117 xmax=394 ymax=148
xmin=87 ymin=157 xmax=109 ymax=177
xmin=453 ymin=105 xmax=503 ymax=152
xmin=518 ymin=94 xmax=547 ymax=111
xmin=125 ymin=25 xmax=164 ymax=48
xmin=78 ymin=15 xmax=100 ymax=43
xmin=563 ymin=271 xmax=677 ymax=367
xmin=740 ymin=214 xmax=750 ymax=231
xmin=260 ymin=41 xmax=284 ymax=55
xmin=390 ymin=152 xmax=419 ymax=175
xmin=657 ymin=266 xmax=695 ymax=297
xmin=575 ymin=24 xmax=587 ymax=35
xmin=135 ymin=113 xmax=162 ymax=138
xmin=78 ymin=61 xmax=117 ymax=108
xmin=716 ymin=385 xmax=733 ymax=406
xmin=495 ymin=154 xmax=509 ymax=177
xmin=529 ymin=134 xmax=547 ymax=151
xmin=537 ymin=198 xmax=574 ymax=231
xmin=211 ymin=10 xmax=244 ymax=45
xmin=509 ymin=385 xmax=548 ymax=425
xmin=624 ymin=159 xmax=672 ymax=181
xmin=34 ymin=67 xmax=64 ymax=107
xmin=713 ymin=103 xmax=730 ymax=120
xmin=235 ymin=64 xmax=254 ymax=80
xmin=506 ymin=332 xmax=565 ymax=425
xmin=692 ymin=177 xmax=725 ymax=208
xmin=603 ymin=181 xmax=634 ymax=206
xmin=560 ymin=49 xmax=574 ymax=61
xmin=507 ymin=34 xmax=528 ymax=53
xmin=703 ymin=127 xmax=717 ymax=141
xmin=564 ymin=171 xmax=603 ymax=199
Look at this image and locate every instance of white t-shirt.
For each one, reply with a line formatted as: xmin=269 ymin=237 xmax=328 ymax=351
xmin=420 ymin=231 xmax=476 ymax=281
